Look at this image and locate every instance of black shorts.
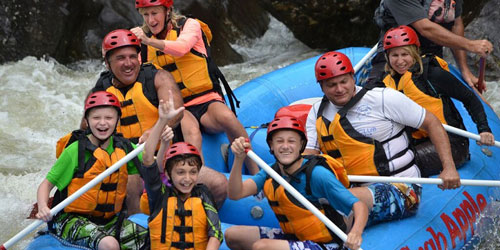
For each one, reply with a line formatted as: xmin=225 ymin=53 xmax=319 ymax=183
xmin=186 ymin=99 xmax=224 ymax=128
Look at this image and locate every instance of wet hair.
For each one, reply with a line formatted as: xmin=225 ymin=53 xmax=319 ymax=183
xmin=138 ymin=6 xmax=185 ymax=35
xmin=165 ymin=154 xmax=202 ymax=177
xmin=384 ymin=45 xmax=423 ymax=76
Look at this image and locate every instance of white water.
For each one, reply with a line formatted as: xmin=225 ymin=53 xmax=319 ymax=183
xmin=0 ymin=16 xmax=499 ymax=249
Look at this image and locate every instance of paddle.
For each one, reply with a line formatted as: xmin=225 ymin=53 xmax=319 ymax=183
xmin=1 ymin=143 xmax=145 ymax=250
xmin=348 ymin=175 xmax=500 ymax=187
xmin=245 ymin=150 xmax=363 ymax=250
xmin=477 ymin=57 xmax=486 ymax=93
xmin=353 ymin=43 xmax=378 ymax=73
xmin=442 ymin=124 xmax=500 ymax=148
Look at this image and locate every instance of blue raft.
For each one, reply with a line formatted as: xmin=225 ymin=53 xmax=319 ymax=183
xmin=27 ymin=47 xmax=500 ymax=250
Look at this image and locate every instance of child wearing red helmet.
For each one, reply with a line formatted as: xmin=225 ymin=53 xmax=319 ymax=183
xmin=141 ymin=91 xmax=223 ymax=249
xmin=35 ymin=91 xmax=147 ymax=250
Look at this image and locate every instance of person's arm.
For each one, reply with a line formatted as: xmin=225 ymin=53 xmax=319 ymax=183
xmin=156 ymin=126 xmax=174 ymax=172
xmin=228 ymin=137 xmax=258 ymax=200
xmin=154 ymin=70 xmax=184 ymax=127
xmin=449 ymin=17 xmax=478 ymax=88
xmin=427 ymin=65 xmax=492 ymax=137
xmin=36 ymin=179 xmax=55 ymax=222
xmin=143 ymin=90 xmax=184 ymax=166
xmin=206 ymin=237 xmax=221 ymax=250
xmin=345 ymin=201 xmax=368 ymax=250
xmin=411 ymin=18 xmax=492 ymax=58
xmin=131 ymin=19 xmax=203 ymax=57
xmin=304 ymin=102 xmax=322 ymax=155
xmin=419 ymin=111 xmax=461 ymax=189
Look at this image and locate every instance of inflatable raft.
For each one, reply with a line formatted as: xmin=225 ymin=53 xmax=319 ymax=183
xmin=27 ymin=47 xmax=500 ymax=250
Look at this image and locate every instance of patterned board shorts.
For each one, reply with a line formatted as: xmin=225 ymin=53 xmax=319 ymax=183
xmin=51 ymin=212 xmax=148 ymax=250
xmin=367 ymin=182 xmax=422 ymax=226
xmin=259 ymin=226 xmax=342 ymax=250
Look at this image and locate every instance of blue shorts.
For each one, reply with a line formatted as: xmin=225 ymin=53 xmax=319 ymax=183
xmin=259 ymin=226 xmax=341 ymax=250
xmin=367 ymin=182 xmax=422 ymax=225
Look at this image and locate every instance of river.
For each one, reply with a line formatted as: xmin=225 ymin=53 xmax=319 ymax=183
xmin=0 ymin=16 xmax=499 ymax=249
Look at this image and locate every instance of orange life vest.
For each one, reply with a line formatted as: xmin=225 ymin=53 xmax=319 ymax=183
xmin=262 ymin=155 xmax=348 ymax=244
xmin=315 ymin=88 xmax=414 ymax=176
xmin=149 ymin=186 xmax=210 ymax=250
xmin=53 ymin=135 xmax=134 ymax=219
xmin=94 ymin=64 xmax=159 ymax=144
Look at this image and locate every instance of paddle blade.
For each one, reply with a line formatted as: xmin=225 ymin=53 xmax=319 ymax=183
xmin=27 ymin=197 xmax=53 ymax=219
xmin=477 ymin=57 xmax=486 ymax=93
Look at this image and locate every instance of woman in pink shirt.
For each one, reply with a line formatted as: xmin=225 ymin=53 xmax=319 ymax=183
xmin=131 ymin=0 xmax=258 ymax=175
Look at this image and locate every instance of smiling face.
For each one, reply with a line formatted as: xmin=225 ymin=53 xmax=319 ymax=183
xmin=320 ymin=73 xmax=356 ymax=106
xmin=269 ymin=130 xmax=304 ymax=166
xmin=87 ymin=106 xmax=119 ymax=141
xmin=169 ymin=160 xmax=200 ymax=200
xmin=388 ymin=47 xmax=416 ymax=75
xmin=106 ymin=46 xmax=140 ymax=86
xmin=140 ymin=6 xmax=168 ymax=35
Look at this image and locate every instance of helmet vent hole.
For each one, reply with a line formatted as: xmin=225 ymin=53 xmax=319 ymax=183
xmin=340 ymin=66 xmax=346 ymax=71
xmin=336 ymin=61 xmax=342 ymax=65
xmin=110 ymin=42 xmax=117 ymax=46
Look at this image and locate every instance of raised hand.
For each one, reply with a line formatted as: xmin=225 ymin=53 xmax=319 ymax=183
xmin=160 ymin=125 xmax=174 ymax=144
xmin=159 ymin=89 xmax=185 ymax=122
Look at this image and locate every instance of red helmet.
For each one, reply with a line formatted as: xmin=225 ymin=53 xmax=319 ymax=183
xmin=101 ymin=29 xmax=141 ymax=58
xmin=274 ymin=104 xmax=312 ymax=130
xmin=383 ymin=25 xmax=420 ymax=51
xmin=135 ymin=0 xmax=173 ymax=8
xmin=266 ymin=116 xmax=307 ymax=146
xmin=164 ymin=142 xmax=202 ymax=165
xmin=315 ymin=51 xmax=354 ymax=82
xmin=84 ymin=91 xmax=121 ymax=116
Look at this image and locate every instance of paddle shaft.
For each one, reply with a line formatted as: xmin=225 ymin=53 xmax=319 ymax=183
xmin=1 ymin=143 xmax=145 ymax=250
xmin=348 ymin=175 xmax=500 ymax=187
xmin=353 ymin=43 xmax=378 ymax=73
xmin=443 ymin=124 xmax=500 ymax=148
xmin=477 ymin=57 xmax=486 ymax=93
xmin=246 ymin=150 xmax=362 ymax=249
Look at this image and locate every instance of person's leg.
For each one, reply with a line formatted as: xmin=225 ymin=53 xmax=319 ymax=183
xmin=253 ymin=239 xmax=290 ymax=250
xmin=200 ymin=102 xmax=259 ymax=174
xmin=117 ymin=217 xmax=148 ymax=250
xmin=197 ymin=165 xmax=228 ymax=208
xmin=180 ymin=110 xmax=204 ymax=163
xmin=51 ymin=213 xmax=116 ymax=249
xmin=224 ymin=225 xmax=261 ymax=250
xmin=97 ymin=236 xmax=120 ymax=250
xmin=126 ymin=174 xmax=143 ymax=215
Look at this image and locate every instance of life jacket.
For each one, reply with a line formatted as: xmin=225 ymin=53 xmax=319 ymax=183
xmin=56 ymin=129 xmax=89 ymax=158
xmin=315 ymin=87 xmax=415 ymax=176
xmin=140 ymin=17 xmax=240 ymax=115
xmin=383 ymin=55 xmax=460 ymax=140
xmin=148 ymin=185 xmax=210 ymax=250
xmin=374 ymin=0 xmax=456 ymax=56
xmin=94 ymin=64 xmax=159 ymax=144
xmin=51 ymin=134 xmax=140 ymax=220
xmin=262 ymin=155 xmax=348 ymax=245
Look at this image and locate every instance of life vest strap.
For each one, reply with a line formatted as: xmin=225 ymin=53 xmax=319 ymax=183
xmin=171 ymin=241 xmax=194 ymax=249
xmin=327 ymin=150 xmax=341 ymax=159
xmin=162 ymin=63 xmax=178 ymax=72
xmin=100 ymin=183 xmax=118 ymax=192
xmin=120 ymin=115 xmax=139 ymax=126
xmin=95 ymin=204 xmax=115 ymax=213
xmin=175 ymin=209 xmax=192 ymax=217
xmin=174 ymin=225 xmax=193 ymax=233
xmin=268 ymin=200 xmax=279 ymax=207
xmin=120 ymin=99 xmax=133 ymax=108
xmin=275 ymin=214 xmax=289 ymax=222
xmin=321 ymin=135 xmax=334 ymax=142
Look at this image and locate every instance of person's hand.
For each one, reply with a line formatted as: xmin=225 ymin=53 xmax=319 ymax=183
xmin=160 ymin=125 xmax=174 ymax=144
xmin=469 ymin=39 xmax=493 ymax=58
xmin=230 ymin=137 xmax=251 ymax=160
xmin=345 ymin=230 xmax=363 ymax=250
xmin=36 ymin=205 xmax=52 ymax=222
xmin=138 ymin=129 xmax=151 ymax=144
xmin=478 ymin=132 xmax=495 ymax=146
xmin=130 ymin=27 xmax=148 ymax=43
xmin=159 ymin=90 xmax=185 ymax=122
xmin=461 ymin=70 xmax=479 ymax=89
xmin=438 ymin=165 xmax=461 ymax=190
